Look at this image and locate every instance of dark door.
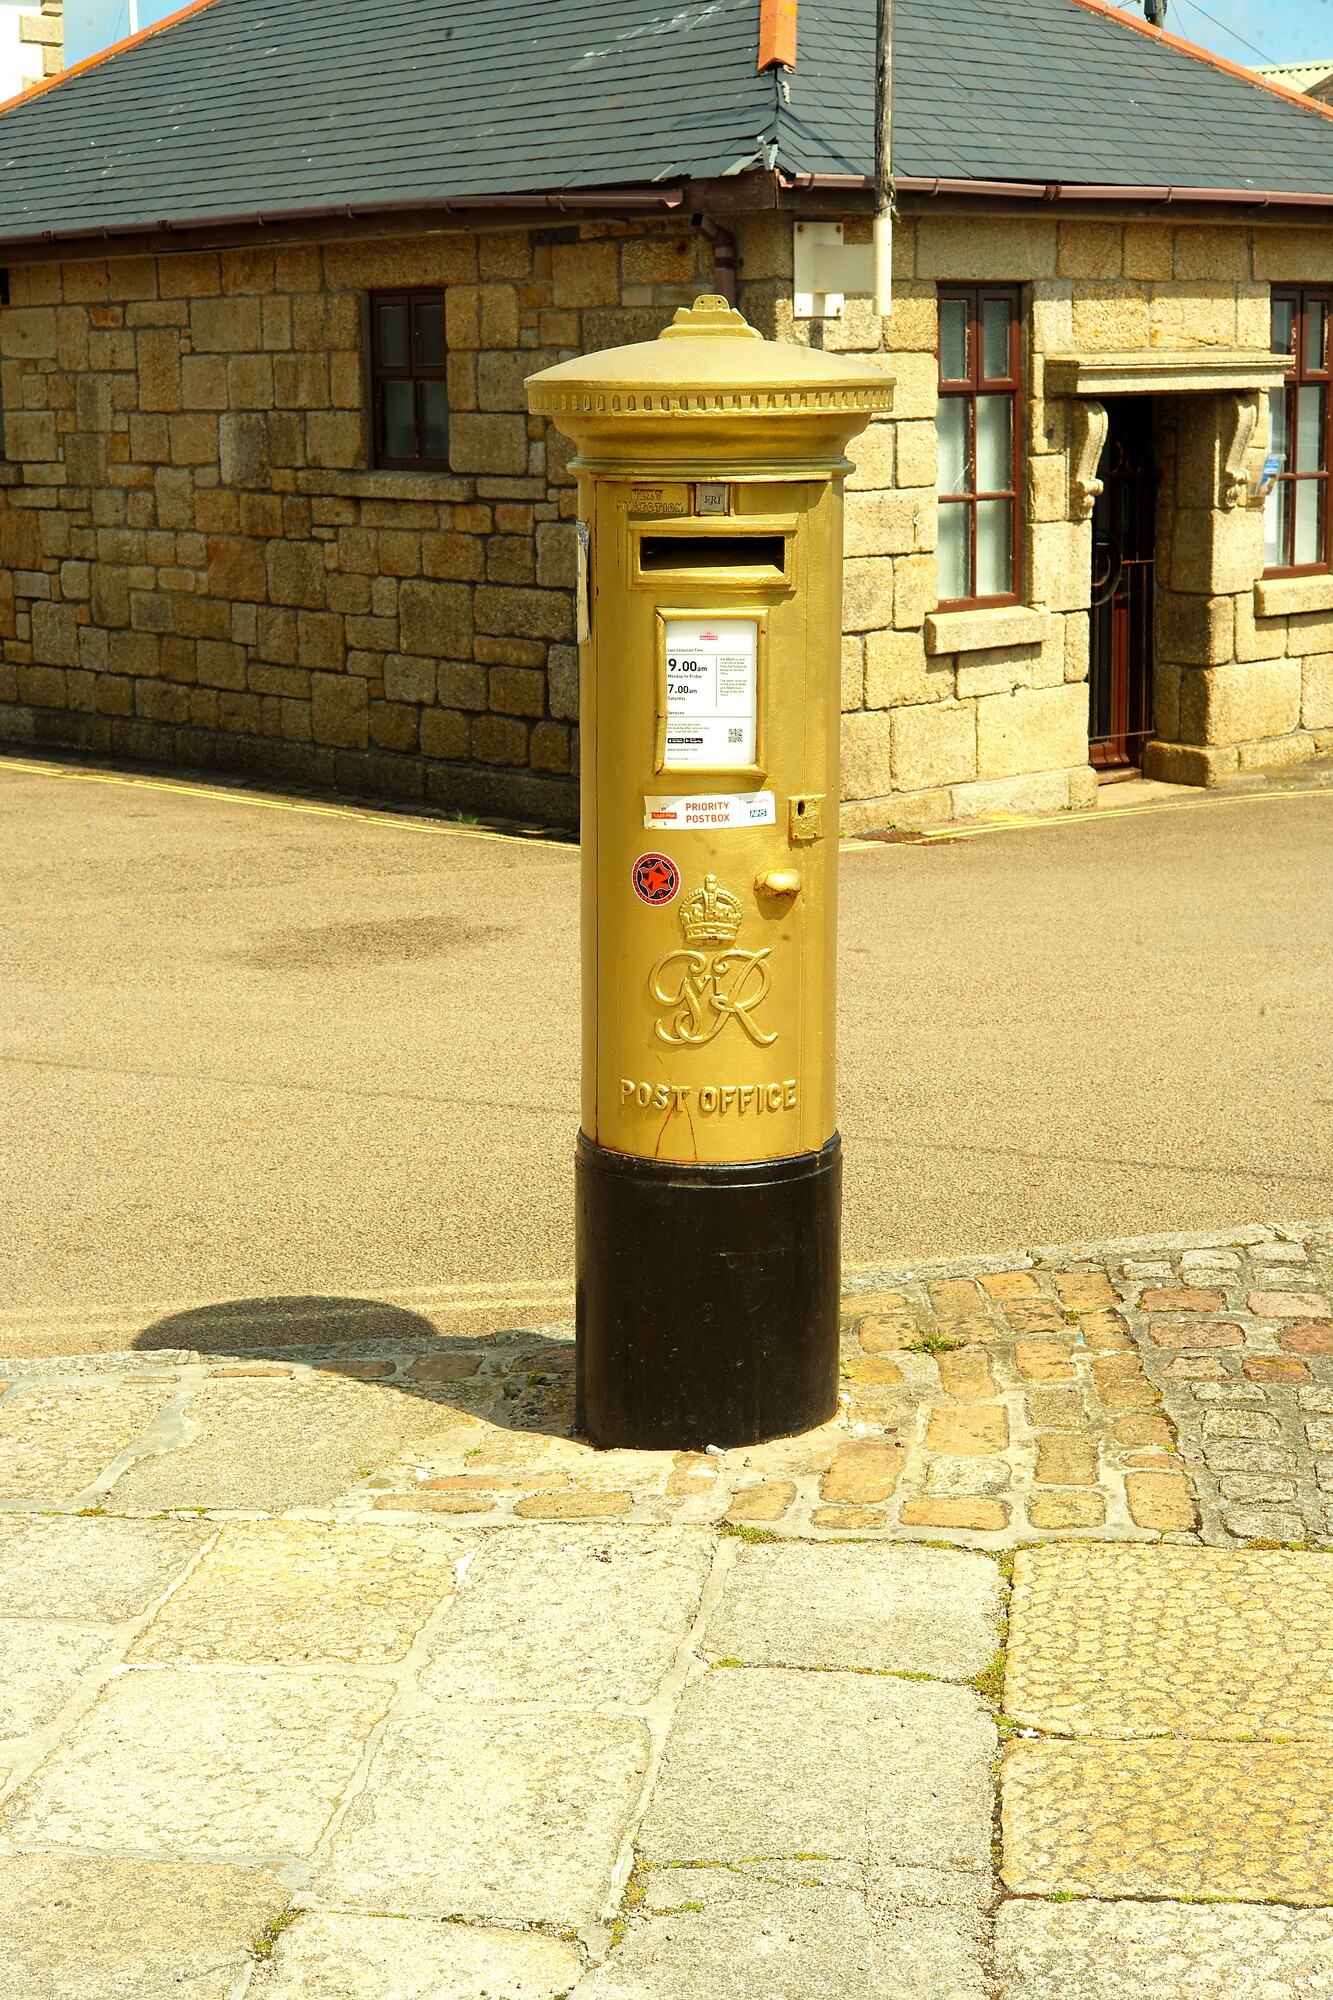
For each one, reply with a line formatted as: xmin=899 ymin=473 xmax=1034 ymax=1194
xmin=1089 ymin=398 xmax=1156 ymax=771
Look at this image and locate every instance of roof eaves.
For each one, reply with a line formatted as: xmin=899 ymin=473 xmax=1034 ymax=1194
xmin=0 ymin=0 xmax=227 ymax=122
xmin=1062 ymin=0 xmax=1333 ymax=128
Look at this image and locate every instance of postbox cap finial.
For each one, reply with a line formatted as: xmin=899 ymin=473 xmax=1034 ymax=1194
xmin=658 ymin=296 xmax=764 ymax=343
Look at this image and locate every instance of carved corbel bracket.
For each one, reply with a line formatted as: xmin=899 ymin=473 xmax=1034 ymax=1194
xmin=1221 ymin=392 xmax=1260 ymax=510
xmin=1071 ymin=399 xmax=1109 ymax=520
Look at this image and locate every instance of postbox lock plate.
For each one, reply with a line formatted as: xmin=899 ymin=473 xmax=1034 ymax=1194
xmin=788 ymin=793 xmax=825 ymax=844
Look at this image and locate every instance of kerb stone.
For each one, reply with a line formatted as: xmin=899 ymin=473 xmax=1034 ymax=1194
xmin=419 ymin=1527 xmax=711 ymax=1707
xmin=254 ymin=1912 xmax=581 ymax=1999
xmin=0 ymin=1854 xmax=289 ymax=2000
xmin=2 ymin=1667 xmax=389 ymax=1858
xmin=640 ymin=1668 xmax=994 ymax=1871
xmin=701 ymin=1542 xmax=1002 ymax=1679
xmin=314 ymin=1709 xmax=648 ymax=1926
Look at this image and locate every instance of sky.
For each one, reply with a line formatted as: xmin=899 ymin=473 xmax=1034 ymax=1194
xmin=1167 ymin=0 xmax=1333 ymax=65
xmin=62 ymin=0 xmax=1333 ymax=75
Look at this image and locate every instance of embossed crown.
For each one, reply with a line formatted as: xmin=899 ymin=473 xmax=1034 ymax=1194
xmin=678 ymin=874 xmax=742 ymax=946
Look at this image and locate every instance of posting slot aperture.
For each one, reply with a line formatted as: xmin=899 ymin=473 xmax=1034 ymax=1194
xmin=638 ymin=534 xmax=786 ymax=572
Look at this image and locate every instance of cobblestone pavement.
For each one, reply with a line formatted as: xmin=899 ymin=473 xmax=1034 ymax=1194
xmin=7 ymin=1222 xmax=1325 ymax=1547
xmin=3 ymin=1222 xmax=1333 ymax=1995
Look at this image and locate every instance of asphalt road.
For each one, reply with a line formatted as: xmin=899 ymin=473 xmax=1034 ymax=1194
xmin=3 ymin=754 xmax=1331 ymax=1324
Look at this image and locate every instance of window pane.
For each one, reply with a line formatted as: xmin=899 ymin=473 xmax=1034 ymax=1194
xmin=414 ymin=299 xmax=446 ymax=368
xmin=938 ymin=500 xmax=971 ymax=600
xmin=418 ymin=380 xmax=449 ymax=462
xmin=976 ymin=394 xmax=1012 ymax=492
xmin=379 ymin=379 xmax=414 ymax=460
xmin=1268 ymin=384 xmax=1289 ymax=463
xmin=1295 ymin=477 xmax=1324 ymax=566
xmin=937 ymin=397 xmax=969 ymax=495
xmin=1272 ymin=297 xmax=1295 ymax=360
xmin=1307 ymin=300 xmax=1327 ymax=374
xmin=1297 ymin=385 xmax=1324 ymax=472
xmin=1265 ymin=477 xmax=1291 ymax=569
xmin=981 ymin=298 xmax=1011 ymax=380
xmin=940 ymin=297 xmax=969 ymax=381
xmin=976 ymin=499 xmax=1013 ymax=597
xmin=377 ymin=301 xmax=408 ymax=370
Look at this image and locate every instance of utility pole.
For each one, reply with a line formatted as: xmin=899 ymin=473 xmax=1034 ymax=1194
xmin=873 ymin=0 xmax=893 ymax=316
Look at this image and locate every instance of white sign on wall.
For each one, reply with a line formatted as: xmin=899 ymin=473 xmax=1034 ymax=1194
xmin=663 ymin=617 xmax=757 ymax=768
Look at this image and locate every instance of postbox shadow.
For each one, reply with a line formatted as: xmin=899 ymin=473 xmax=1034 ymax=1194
xmin=130 ymin=1295 xmax=578 ymax=1440
xmin=133 ymin=1295 xmax=443 ymax=1354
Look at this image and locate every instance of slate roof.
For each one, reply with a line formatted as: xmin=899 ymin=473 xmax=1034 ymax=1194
xmin=793 ymin=0 xmax=1333 ymax=189
xmin=3 ymin=0 xmax=1333 ymax=251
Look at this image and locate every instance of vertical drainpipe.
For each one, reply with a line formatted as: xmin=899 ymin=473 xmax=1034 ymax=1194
xmin=874 ymin=0 xmax=893 ymax=316
xmin=695 ymin=212 xmax=738 ymax=303
xmin=754 ymin=0 xmax=797 ymax=314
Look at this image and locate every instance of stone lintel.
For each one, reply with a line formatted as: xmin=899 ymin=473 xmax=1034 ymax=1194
xmin=1044 ymin=350 xmax=1290 ymax=398
xmin=1253 ymin=571 xmax=1333 ymax=619
xmin=925 ymin=604 xmax=1048 ymax=657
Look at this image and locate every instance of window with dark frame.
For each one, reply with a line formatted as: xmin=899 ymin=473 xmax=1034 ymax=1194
xmin=1266 ymin=288 xmax=1332 ymax=575
xmin=370 ymin=289 xmax=449 ymax=470
xmin=935 ymin=286 xmax=1023 ymax=608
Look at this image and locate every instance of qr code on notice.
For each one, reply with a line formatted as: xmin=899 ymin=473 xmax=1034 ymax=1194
xmin=728 ymin=726 xmax=743 ymax=744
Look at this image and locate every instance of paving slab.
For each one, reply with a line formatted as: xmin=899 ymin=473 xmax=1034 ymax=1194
xmin=576 ymin=1861 xmax=987 ymax=1999
xmin=0 ymin=1515 xmax=213 ymax=1618
xmin=0 ymin=1852 xmax=288 ymax=2000
xmin=0 ymin=1619 xmax=113 ymax=1738
xmin=1 ymin=1666 xmax=390 ymax=1857
xmin=131 ymin=1519 xmax=468 ymax=1665
xmin=640 ymin=1668 xmax=994 ymax=1871
xmin=1006 ymin=1544 xmax=1333 ymax=1736
xmin=1002 ymin=1738 xmax=1333 ymax=1903
xmin=315 ymin=1708 xmax=649 ymax=1926
xmin=106 ymin=1377 xmax=475 ymax=1510
xmin=701 ymin=1542 xmax=1001 ymax=1678
xmin=0 ymin=1384 xmax=173 ymax=1499
xmin=420 ymin=1527 xmax=712 ymax=1707
xmin=996 ymin=1898 xmax=1333 ymax=2000
xmin=254 ymin=1911 xmax=582 ymax=1999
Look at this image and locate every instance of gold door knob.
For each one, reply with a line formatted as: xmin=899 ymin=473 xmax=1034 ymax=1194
xmin=754 ymin=868 xmax=802 ymax=898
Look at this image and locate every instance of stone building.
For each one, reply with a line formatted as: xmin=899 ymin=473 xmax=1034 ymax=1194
xmin=2 ymin=0 xmax=1333 ymax=827
xmin=1259 ymin=62 xmax=1333 ymax=107
xmin=0 ymin=0 xmax=62 ymax=101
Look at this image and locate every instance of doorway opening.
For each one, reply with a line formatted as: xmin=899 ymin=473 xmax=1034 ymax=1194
xmin=1089 ymin=397 xmax=1156 ymax=772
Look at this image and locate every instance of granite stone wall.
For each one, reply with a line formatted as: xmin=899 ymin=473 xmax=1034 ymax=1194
xmin=730 ymin=210 xmax=1333 ymax=827
xmin=2 ymin=208 xmax=1331 ymax=826
xmin=0 ymin=221 xmax=714 ymax=822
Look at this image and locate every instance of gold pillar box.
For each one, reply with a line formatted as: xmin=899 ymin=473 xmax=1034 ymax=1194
xmin=527 ymin=297 xmax=889 ymax=1448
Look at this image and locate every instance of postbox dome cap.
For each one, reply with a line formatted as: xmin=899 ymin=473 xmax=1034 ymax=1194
xmin=527 ymin=294 xmax=891 ymax=410
xmin=526 ymin=296 xmax=891 ymax=470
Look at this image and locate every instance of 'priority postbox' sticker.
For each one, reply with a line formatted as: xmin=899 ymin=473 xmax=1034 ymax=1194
xmin=632 ymin=853 xmax=680 ymax=906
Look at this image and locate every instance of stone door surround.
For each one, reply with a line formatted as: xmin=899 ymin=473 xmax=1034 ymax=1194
xmin=1046 ymin=349 xmax=1291 ymax=520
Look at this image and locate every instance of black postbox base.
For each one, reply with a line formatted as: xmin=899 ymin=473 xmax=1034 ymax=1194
xmin=575 ymin=1131 xmax=842 ymax=1451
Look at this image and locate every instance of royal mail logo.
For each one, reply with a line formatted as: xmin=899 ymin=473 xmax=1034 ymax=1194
xmin=698 ymin=631 xmax=719 ymax=642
